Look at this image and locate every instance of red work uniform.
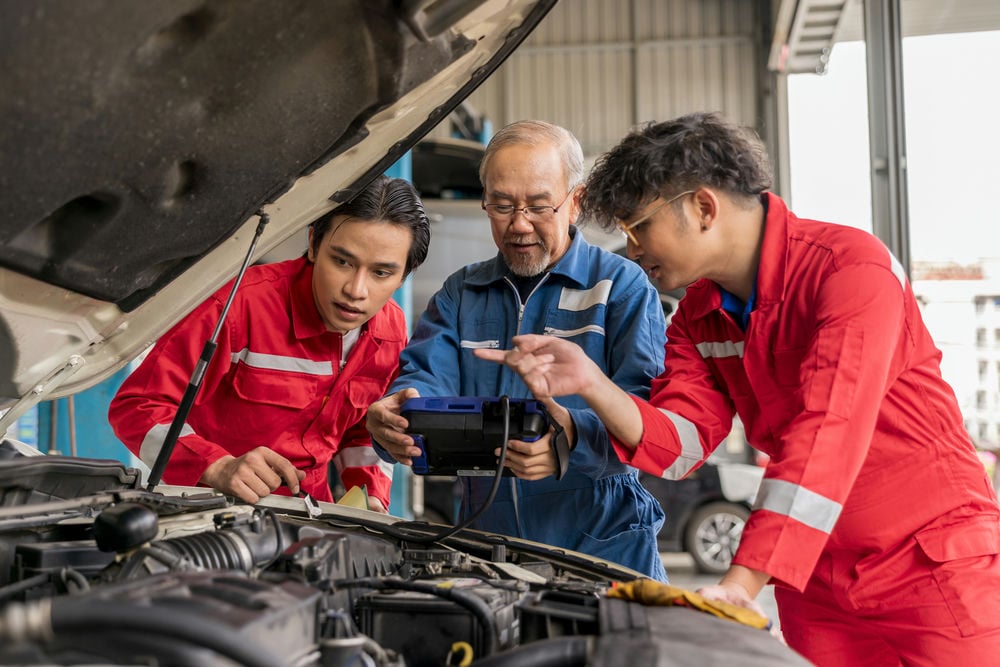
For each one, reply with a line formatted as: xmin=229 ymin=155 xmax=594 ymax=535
xmin=109 ymin=256 xmax=402 ymax=507
xmin=614 ymin=193 xmax=1000 ymax=665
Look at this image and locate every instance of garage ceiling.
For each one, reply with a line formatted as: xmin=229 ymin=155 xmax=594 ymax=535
xmin=770 ymin=0 xmax=1000 ymax=74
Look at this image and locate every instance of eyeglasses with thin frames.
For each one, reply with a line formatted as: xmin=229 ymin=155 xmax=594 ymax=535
xmin=481 ymin=187 xmax=576 ymax=223
xmin=616 ymin=190 xmax=695 ymax=245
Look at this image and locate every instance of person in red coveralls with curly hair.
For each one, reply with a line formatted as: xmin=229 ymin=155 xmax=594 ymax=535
xmin=477 ymin=112 xmax=1000 ymax=665
xmin=110 ymin=175 xmax=429 ymax=512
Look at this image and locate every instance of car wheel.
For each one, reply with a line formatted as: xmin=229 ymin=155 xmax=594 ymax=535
xmin=684 ymin=502 xmax=750 ymax=575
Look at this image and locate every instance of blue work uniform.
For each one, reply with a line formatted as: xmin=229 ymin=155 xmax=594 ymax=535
xmin=381 ymin=227 xmax=668 ymax=580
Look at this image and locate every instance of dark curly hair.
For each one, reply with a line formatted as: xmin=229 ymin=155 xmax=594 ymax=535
xmin=581 ymin=112 xmax=772 ymax=231
xmin=309 ymin=175 xmax=430 ymax=276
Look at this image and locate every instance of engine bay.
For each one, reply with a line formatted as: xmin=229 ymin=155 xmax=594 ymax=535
xmin=0 ymin=444 xmax=807 ymax=666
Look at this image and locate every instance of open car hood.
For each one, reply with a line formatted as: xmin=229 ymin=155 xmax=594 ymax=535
xmin=0 ymin=0 xmax=556 ymax=427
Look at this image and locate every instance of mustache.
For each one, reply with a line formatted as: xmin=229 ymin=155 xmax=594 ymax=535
xmin=504 ymin=234 xmax=545 ymax=249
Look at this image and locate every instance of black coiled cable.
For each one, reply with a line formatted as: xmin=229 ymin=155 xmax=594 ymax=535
xmin=404 ymin=395 xmax=512 ymax=545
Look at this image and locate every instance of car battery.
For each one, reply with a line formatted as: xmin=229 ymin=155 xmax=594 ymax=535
xmin=354 ymin=577 xmax=519 ymax=665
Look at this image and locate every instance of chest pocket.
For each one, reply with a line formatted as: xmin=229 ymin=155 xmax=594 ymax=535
xmin=231 ymin=363 xmax=326 ymax=410
xmin=346 ymin=376 xmax=387 ymax=410
xmin=459 ymin=318 xmax=504 ymax=349
xmin=541 ymin=303 xmax=608 ymax=340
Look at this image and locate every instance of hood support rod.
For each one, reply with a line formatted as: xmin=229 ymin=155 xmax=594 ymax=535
xmin=146 ymin=212 xmax=270 ymax=491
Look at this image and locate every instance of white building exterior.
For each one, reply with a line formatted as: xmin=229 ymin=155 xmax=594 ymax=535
xmin=913 ymin=260 xmax=1000 ymax=450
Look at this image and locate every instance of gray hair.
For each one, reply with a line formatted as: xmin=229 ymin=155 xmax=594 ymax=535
xmin=479 ymin=120 xmax=585 ymax=190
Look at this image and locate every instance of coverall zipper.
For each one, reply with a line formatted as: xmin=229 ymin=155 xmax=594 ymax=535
xmin=501 ymin=273 xmax=551 ymax=538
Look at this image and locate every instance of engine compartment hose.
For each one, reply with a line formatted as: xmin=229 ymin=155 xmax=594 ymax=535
xmin=48 ymin=597 xmax=285 ymax=667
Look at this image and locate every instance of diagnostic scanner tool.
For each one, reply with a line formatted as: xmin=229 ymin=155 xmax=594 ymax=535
xmin=402 ymin=397 xmax=549 ymax=476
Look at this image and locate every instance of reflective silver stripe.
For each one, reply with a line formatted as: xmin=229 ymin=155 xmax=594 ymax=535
xmin=656 ymin=408 xmax=703 ymax=479
xmin=230 ymin=348 xmax=333 ymax=375
xmin=695 ymin=340 xmax=744 ymax=359
xmin=753 ymin=478 xmax=842 ymax=534
xmin=332 ymin=447 xmax=392 ymax=481
xmin=558 ymin=280 xmax=612 ymax=312
xmin=543 ymin=324 xmax=606 ymax=338
xmin=887 ymin=249 xmax=906 ymax=291
xmin=139 ymin=422 xmax=195 ymax=468
xmin=460 ymin=340 xmax=500 ymax=349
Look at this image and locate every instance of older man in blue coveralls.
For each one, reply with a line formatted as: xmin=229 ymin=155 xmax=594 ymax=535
xmin=366 ymin=120 xmax=669 ymax=580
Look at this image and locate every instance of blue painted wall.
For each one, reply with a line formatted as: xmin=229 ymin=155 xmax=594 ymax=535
xmin=36 ymin=367 xmax=141 ymax=468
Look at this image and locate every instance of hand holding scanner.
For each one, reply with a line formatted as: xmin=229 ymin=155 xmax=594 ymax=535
xmin=402 ymin=397 xmax=549 ymax=476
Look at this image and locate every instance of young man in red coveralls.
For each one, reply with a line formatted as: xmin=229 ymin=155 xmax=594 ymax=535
xmin=109 ymin=175 xmax=430 ymax=512
xmin=477 ymin=112 xmax=1000 ymax=665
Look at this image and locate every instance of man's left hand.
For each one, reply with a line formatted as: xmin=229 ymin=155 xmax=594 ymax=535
xmin=696 ymin=582 xmax=767 ymax=616
xmin=496 ymin=399 xmax=576 ymax=480
xmin=367 ymin=496 xmax=389 ymax=514
xmin=498 ymin=434 xmax=558 ymax=480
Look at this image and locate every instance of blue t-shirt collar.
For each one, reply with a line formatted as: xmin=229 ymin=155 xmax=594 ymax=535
xmin=719 ymin=276 xmax=757 ymax=331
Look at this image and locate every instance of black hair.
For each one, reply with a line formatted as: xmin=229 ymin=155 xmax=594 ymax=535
xmin=309 ymin=175 xmax=430 ymax=276
xmin=581 ymin=112 xmax=773 ymax=231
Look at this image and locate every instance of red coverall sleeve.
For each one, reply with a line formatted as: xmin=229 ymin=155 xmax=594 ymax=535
xmin=734 ymin=263 xmax=906 ymax=590
xmin=611 ymin=309 xmax=736 ymax=479
xmin=108 ymin=294 xmax=236 ymax=486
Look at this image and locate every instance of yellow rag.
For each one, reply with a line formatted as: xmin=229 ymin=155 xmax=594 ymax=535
xmin=606 ymin=579 xmax=770 ymax=630
xmin=336 ymin=484 xmax=370 ymax=510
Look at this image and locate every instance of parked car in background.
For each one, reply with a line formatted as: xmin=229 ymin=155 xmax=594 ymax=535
xmin=640 ymin=438 xmax=765 ymax=574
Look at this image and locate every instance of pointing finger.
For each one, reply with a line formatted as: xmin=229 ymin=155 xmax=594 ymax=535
xmin=473 ymin=348 xmax=507 ymax=363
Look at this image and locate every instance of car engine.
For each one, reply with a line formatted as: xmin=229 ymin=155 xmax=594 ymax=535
xmin=0 ymin=443 xmax=807 ymax=667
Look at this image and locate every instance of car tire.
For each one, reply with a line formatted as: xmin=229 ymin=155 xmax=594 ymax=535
xmin=684 ymin=501 xmax=750 ymax=575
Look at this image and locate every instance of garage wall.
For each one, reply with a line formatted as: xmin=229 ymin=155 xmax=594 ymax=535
xmin=444 ymin=0 xmax=771 ymax=158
